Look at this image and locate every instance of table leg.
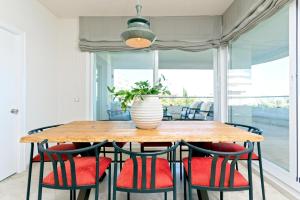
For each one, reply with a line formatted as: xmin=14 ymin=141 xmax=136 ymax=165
xmin=197 ymin=190 xmax=209 ymax=200
xmin=77 ymin=189 xmax=90 ymax=200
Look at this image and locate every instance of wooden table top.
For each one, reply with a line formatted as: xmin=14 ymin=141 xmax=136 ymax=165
xmin=20 ymin=121 xmax=264 ymax=143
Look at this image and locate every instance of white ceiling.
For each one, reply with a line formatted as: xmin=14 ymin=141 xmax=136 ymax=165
xmin=38 ymin=0 xmax=234 ymax=18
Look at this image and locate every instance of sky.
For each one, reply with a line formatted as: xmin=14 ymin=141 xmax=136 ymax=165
xmin=113 ymin=56 xmax=289 ymax=98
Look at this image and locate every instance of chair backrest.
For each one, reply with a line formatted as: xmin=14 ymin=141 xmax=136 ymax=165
xmin=113 ymin=142 xmax=179 ymax=190
xmin=190 ymin=101 xmax=203 ymax=109
xmin=28 ymin=124 xmax=63 ymax=150
xmin=181 ymin=140 xmax=253 ymax=189
xmin=38 ymin=139 xmax=108 ymax=189
xmin=225 ymin=122 xmax=263 ymax=135
xmin=28 ymin=124 xmax=63 ymax=135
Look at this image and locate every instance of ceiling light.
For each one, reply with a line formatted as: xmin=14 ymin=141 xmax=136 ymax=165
xmin=121 ymin=0 xmax=156 ymax=48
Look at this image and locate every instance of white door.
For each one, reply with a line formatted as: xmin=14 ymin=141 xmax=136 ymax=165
xmin=0 ymin=28 xmax=20 ymax=181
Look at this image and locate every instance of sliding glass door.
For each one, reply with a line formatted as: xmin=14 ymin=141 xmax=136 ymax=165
xmin=228 ymin=5 xmax=290 ymax=170
xmin=158 ymin=49 xmax=215 ymax=120
xmin=93 ymin=49 xmax=216 ymax=121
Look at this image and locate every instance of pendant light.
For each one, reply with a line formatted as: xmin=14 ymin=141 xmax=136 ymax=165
xmin=121 ymin=0 xmax=156 ymax=48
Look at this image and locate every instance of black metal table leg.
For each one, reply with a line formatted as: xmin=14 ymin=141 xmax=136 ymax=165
xmin=26 ymin=143 xmax=34 ymax=200
xmin=197 ymin=190 xmax=209 ymax=200
xmin=77 ymin=189 xmax=90 ymax=200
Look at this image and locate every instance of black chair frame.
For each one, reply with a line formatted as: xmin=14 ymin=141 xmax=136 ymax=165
xmin=101 ymin=142 xmax=132 ymax=171
xmin=225 ymin=122 xmax=265 ymax=200
xmin=112 ymin=142 xmax=179 ymax=200
xmin=37 ymin=139 xmax=111 ymax=200
xmin=140 ymin=142 xmax=173 ymax=163
xmin=182 ymin=140 xmax=254 ymax=200
xmin=26 ymin=124 xmax=64 ymax=200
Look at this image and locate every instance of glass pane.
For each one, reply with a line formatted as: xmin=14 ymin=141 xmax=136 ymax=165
xmin=94 ymin=51 xmax=154 ymax=120
xmin=113 ymin=69 xmax=153 ymax=90
xmin=158 ymin=49 xmax=215 ymax=120
xmin=228 ymin=6 xmax=289 ymax=170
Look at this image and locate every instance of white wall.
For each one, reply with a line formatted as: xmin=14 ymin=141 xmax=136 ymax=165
xmin=57 ymin=19 xmax=89 ymax=122
xmin=0 ymin=1 xmax=89 ymax=171
xmin=0 ymin=0 xmax=89 ymax=128
xmin=0 ymin=0 xmax=60 ymax=130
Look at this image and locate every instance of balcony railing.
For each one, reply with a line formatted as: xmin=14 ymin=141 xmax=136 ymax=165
xmin=159 ymin=96 xmax=213 ymax=107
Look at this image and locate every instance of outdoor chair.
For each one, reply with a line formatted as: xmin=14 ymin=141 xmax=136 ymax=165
xmin=187 ymin=102 xmax=214 ymax=120
xmin=180 ymin=101 xmax=203 ymax=119
xmin=182 ymin=140 xmax=254 ymax=200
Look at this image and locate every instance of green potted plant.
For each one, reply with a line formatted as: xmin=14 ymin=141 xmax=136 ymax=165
xmin=108 ymin=77 xmax=170 ymax=129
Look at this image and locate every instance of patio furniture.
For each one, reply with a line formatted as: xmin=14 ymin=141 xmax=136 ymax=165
xmin=180 ymin=101 xmax=203 ymax=119
xmin=182 ymin=140 xmax=254 ymax=200
xmin=112 ymin=142 xmax=179 ymax=200
xmin=20 ymin=121 xmax=264 ymax=200
xmin=187 ymin=102 xmax=214 ymax=120
xmin=210 ymin=123 xmax=265 ymax=200
xmin=37 ymin=139 xmax=112 ymax=200
xmin=107 ymin=110 xmax=131 ymax=121
xmin=163 ymin=106 xmax=173 ymax=121
xmin=107 ymin=101 xmax=131 ymax=121
xmin=26 ymin=125 xmax=77 ymax=200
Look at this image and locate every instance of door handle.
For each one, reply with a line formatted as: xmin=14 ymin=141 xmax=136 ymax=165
xmin=10 ymin=109 xmax=19 ymax=114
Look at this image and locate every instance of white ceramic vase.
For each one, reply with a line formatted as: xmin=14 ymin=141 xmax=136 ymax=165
xmin=131 ymin=95 xmax=163 ymax=129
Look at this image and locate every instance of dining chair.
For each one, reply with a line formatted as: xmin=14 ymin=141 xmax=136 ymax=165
xmin=101 ymin=142 xmax=129 ymax=170
xmin=210 ymin=123 xmax=265 ymax=200
xmin=182 ymin=140 xmax=254 ymax=200
xmin=26 ymin=124 xmax=77 ymax=200
xmin=97 ymin=120 xmax=131 ymax=170
xmin=140 ymin=142 xmax=173 ymax=163
xmin=179 ymin=142 xmax=212 ymax=180
xmin=37 ymin=139 xmax=112 ymax=200
xmin=112 ymin=142 xmax=179 ymax=200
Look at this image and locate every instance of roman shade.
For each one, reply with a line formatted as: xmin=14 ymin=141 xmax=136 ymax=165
xmin=221 ymin=0 xmax=289 ymax=44
xmin=79 ymin=0 xmax=289 ymax=52
xmin=79 ymin=16 xmax=222 ymax=52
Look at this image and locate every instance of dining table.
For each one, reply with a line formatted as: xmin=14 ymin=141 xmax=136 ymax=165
xmin=20 ymin=120 xmax=264 ymax=200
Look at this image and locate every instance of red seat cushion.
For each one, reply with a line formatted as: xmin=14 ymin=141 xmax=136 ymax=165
xmin=32 ymin=143 xmax=77 ymax=162
xmin=117 ymin=158 xmax=173 ymax=189
xmin=140 ymin=142 xmax=172 ymax=147
xmin=211 ymin=143 xmax=259 ymax=160
xmin=43 ymin=157 xmax=112 ymax=186
xmin=183 ymin=157 xmax=248 ymax=188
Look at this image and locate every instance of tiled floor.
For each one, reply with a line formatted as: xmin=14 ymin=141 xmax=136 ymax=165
xmin=0 ymin=162 xmax=291 ymax=200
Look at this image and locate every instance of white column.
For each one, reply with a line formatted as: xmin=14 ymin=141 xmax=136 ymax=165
xmin=154 ymin=50 xmax=159 ymax=83
xmin=218 ymin=45 xmax=229 ymax=122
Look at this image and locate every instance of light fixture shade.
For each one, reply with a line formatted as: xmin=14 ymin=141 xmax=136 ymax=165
xmin=121 ymin=5 xmax=156 ymax=48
